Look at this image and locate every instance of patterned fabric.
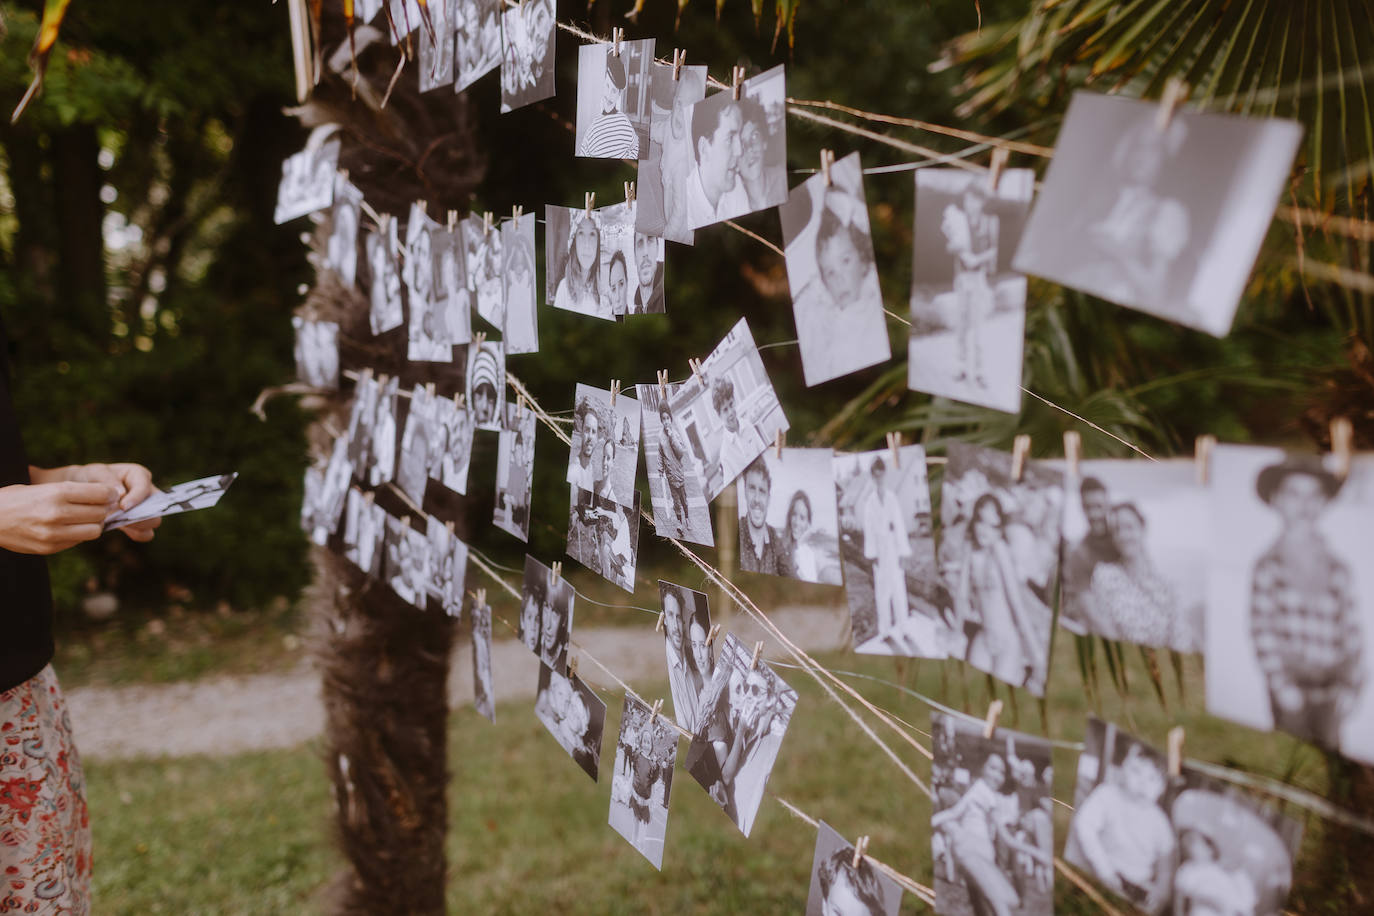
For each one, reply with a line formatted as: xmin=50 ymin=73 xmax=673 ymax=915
xmin=1250 ymin=543 xmax=1360 ymax=698
xmin=0 ymin=665 xmax=90 ymax=915
xmin=580 ymin=113 xmax=638 ymax=159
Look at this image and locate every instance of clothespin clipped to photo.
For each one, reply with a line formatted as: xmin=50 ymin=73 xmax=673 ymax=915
xmin=655 ymin=611 xmax=666 ymax=633
xmin=774 ymin=429 xmax=785 ymax=459
xmin=1331 ymin=416 xmax=1354 ymax=481
xmin=1010 ymin=434 xmax=1031 ymax=483
xmin=425 ymin=381 xmax=437 ymax=401
xmin=482 ymin=211 xmax=493 ymax=236
xmin=731 ymin=65 xmax=745 ymax=100
xmin=611 ymin=27 xmax=624 ymax=57
xmin=551 ymin=561 xmax=563 ymax=582
xmin=987 ymin=146 xmax=1009 ymax=192
xmin=339 ymin=168 xmax=350 ymax=184
xmin=886 ymin=431 xmax=902 ymax=469
xmin=705 ymin=623 xmax=722 ymax=646
xmin=749 ymin=640 xmax=764 ymax=670
xmin=418 ymin=199 xmax=429 ymax=218
xmin=453 ymin=391 xmax=466 ymax=409
xmin=1063 ymin=430 xmax=1082 ymax=477
xmin=610 ymin=379 xmax=621 ymax=406
xmin=512 ymin=204 xmax=523 ymax=221
xmin=585 ymin=191 xmax=596 ymax=217
xmin=568 ymin=654 xmax=579 ymax=679
xmin=982 ymin=699 xmax=1003 ymax=739
xmin=401 ymin=514 xmax=412 ymax=530
xmin=672 ymin=49 xmax=686 ymax=81
xmin=624 ymin=181 xmax=636 ymax=204
xmin=657 ymin=369 xmax=670 ymax=397
xmin=473 ymin=330 xmax=487 ymax=347
xmin=851 ymin=835 xmax=870 ymax=869
xmin=444 ymin=519 xmax=455 ymax=536
xmin=446 ymin=209 xmax=459 ymax=231
xmin=650 ymin=698 xmax=663 ymax=721
xmin=1167 ymin=726 xmax=1185 ymax=778
xmin=1194 ymin=434 xmax=1216 ymax=487
xmin=1156 ymin=77 xmax=1189 ymax=132
xmin=820 ymin=149 xmax=835 ymax=187
xmin=363 ymin=489 xmax=376 ymax=505
xmin=688 ymin=357 xmax=704 ymax=385
xmin=475 ymin=587 xmax=486 ymax=607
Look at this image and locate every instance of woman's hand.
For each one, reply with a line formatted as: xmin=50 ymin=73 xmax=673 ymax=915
xmin=0 ymin=481 xmax=119 ymax=554
xmin=30 ymin=463 xmax=162 ymax=543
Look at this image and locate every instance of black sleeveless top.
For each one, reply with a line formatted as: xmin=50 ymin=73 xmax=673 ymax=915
xmin=0 ymin=317 xmax=54 ymax=692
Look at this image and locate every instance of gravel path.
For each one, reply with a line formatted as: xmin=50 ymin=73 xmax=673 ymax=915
xmin=66 ymin=605 xmax=849 ymax=761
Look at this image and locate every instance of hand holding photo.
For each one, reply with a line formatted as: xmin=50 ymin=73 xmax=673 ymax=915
xmin=565 ymin=383 xmax=641 ymax=510
xmin=608 ymin=694 xmax=678 ymax=870
xmin=636 ymin=382 xmax=713 ymax=546
xmin=805 ymin=821 xmax=903 ymax=916
xmin=575 ymin=40 xmax=654 ymax=159
xmin=685 ymin=65 xmax=788 ymax=230
xmin=103 ymin=472 xmax=238 ymax=532
xmin=736 ymin=448 xmax=842 ymax=586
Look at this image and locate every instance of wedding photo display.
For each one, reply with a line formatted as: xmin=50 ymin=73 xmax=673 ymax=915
xmin=566 ymin=488 xmax=641 ymax=593
xmin=455 ymin=0 xmax=502 ymax=93
xmin=499 ymin=0 xmax=556 ymax=113
xmin=367 ymin=375 xmax=400 ymax=486
xmin=521 ymin=555 xmax=576 ymax=673
xmin=545 ymin=202 xmax=663 ymax=320
xmin=534 ymin=662 xmax=607 ymax=782
xmin=1065 ymin=719 xmax=1300 ymax=915
xmin=778 ymin=151 xmax=891 ymax=387
xmin=1060 ymin=459 xmax=1207 ymax=652
xmin=105 ymin=473 xmax=238 ymax=532
xmin=325 ymin=176 xmax=362 ymax=288
xmin=909 ymin=168 xmax=1035 ymax=414
xmin=805 ymin=821 xmax=903 ymax=916
xmin=636 ymin=381 xmax=714 ymax=545
xmin=664 ymin=318 xmax=789 ymax=501
xmin=566 ymin=383 xmax=641 ymax=509
xmin=575 ymin=39 xmax=655 ymax=159
xmin=635 ymin=62 xmax=708 ymax=245
xmin=293 ymin=316 xmax=339 ymax=389
xmin=736 ymin=448 xmax=843 ymax=586
xmin=494 ymin=404 xmax=536 ymax=541
xmin=274 ymin=134 xmax=339 ymax=224
xmin=685 ymin=65 xmax=787 ymax=229
xmin=608 ymin=694 xmax=678 ymax=869
xmin=931 ymin=711 xmax=1054 ymax=916
xmin=471 ymin=599 xmax=495 ymax=722
xmin=659 ymin=581 xmax=716 ymax=733
xmin=1014 ymin=92 xmax=1303 ymax=337
xmin=834 ymin=444 xmax=947 ymax=658
xmin=939 ymin=442 xmax=1063 ymax=696
xmin=502 ymin=212 xmax=539 ymax=353
xmin=685 ymin=633 xmax=798 ymax=837
xmin=1205 ymin=446 xmax=1374 ymax=766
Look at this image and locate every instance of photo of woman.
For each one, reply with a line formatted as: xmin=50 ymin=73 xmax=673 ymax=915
xmin=552 ymin=211 xmax=611 ymax=320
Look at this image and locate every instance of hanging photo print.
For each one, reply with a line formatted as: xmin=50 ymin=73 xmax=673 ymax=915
xmin=342 ymin=488 xmax=385 ymax=578
xmin=566 ymin=383 xmax=641 ymax=510
xmin=575 ymin=39 xmax=655 ymax=159
xmin=293 ymin=316 xmax=339 ymax=390
xmin=395 ymin=384 xmax=438 ymax=508
xmin=930 ymin=711 xmax=1054 ymax=916
xmin=684 ymin=65 xmax=787 ymax=230
xmin=1206 ymin=446 xmax=1374 ymax=766
xmin=1065 ymin=718 xmax=1301 ymax=915
xmin=805 ymin=821 xmax=903 ymax=916
xmin=435 ymin=224 xmax=472 ymax=346
xmin=534 ymin=662 xmax=607 ymax=782
xmin=779 ymin=151 xmax=891 ymax=386
xmin=502 ymin=212 xmax=539 ymax=353
xmin=664 ymin=318 xmax=789 ymax=501
xmin=385 ymin=0 xmax=422 ymax=41
xmin=595 ymin=202 xmax=656 ymax=318
xmin=636 ymin=62 xmax=708 ymax=245
xmin=366 ymin=220 xmax=405 ymax=335
xmin=384 ymin=515 xmax=431 ymax=609
xmin=521 ymin=555 xmax=575 ymax=671
xmin=425 ymin=515 xmax=467 ymax=617
xmin=939 ymin=442 xmax=1063 ymax=696
xmin=326 ymin=176 xmax=362 ymax=288
xmin=636 ymin=381 xmax=713 ymax=546
xmin=465 ymin=338 xmax=505 ymax=431
xmin=303 ymin=445 xmax=348 ymax=546
xmin=462 ymin=213 xmax=504 ymax=331
xmin=659 ymin=581 xmax=715 ymax=733
xmin=607 ymin=694 xmax=678 ymax=870
xmin=1061 ymin=459 xmax=1208 ymax=652
xmin=834 ymin=444 xmax=948 ymax=658
xmin=405 ymin=203 xmax=452 ymax=361
xmin=909 ymin=168 xmax=1035 ymax=413
xmin=273 ymin=134 xmax=339 ymax=224
xmin=499 ymin=0 xmax=556 ymax=112
xmin=685 ymin=632 xmax=798 ymax=837
xmin=470 ymin=599 xmax=495 ymax=722
xmin=566 ymin=487 xmax=641 ymax=594
xmin=454 ymin=0 xmax=501 ymax=92
xmin=1014 ymin=92 xmax=1302 ymax=337
xmin=494 ymin=403 xmax=535 ymax=541
xmin=433 ymin=396 xmax=476 ymax=495
xmin=545 ymin=204 xmax=631 ymax=322
xmin=345 ymin=372 xmax=380 ymax=475
xmin=736 ymin=448 xmax=843 ymax=586
xmin=416 ymin=0 xmax=456 ymax=92
xmin=367 ymin=375 xmax=400 ymax=486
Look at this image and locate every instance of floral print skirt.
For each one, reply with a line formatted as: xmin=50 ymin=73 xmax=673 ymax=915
xmin=0 ymin=665 xmax=90 ymax=915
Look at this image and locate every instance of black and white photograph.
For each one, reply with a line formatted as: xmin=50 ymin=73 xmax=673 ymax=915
xmin=574 ymin=39 xmax=654 ymax=159
xmin=636 ymin=382 xmax=713 ymax=546
xmin=434 ymin=225 xmax=472 ymax=346
xmin=104 ymin=472 xmax=238 ymax=532
xmin=366 ymin=221 xmax=405 ymax=334
xmin=1205 ymin=445 xmax=1374 ymax=766
xmin=342 ymin=488 xmax=385 ymax=578
xmin=1065 ymin=718 xmax=1301 ymax=915
xmin=1013 ymin=92 xmax=1303 ymax=337
xmin=659 ymin=580 xmax=715 ymax=733
xmin=625 ymin=223 xmax=666 ymax=316
xmin=462 ymin=213 xmax=504 ymax=331
xmin=367 ymin=374 xmax=400 ymax=486
xmin=779 ymin=151 xmax=890 ymax=387
xmin=544 ymin=205 xmax=613 ymax=321
xmin=939 ymin=442 xmax=1063 ymax=696
xmin=309 ymin=440 xmax=352 ymax=545
xmin=273 ymin=134 xmax=339 ymax=224
xmin=1060 ymin=459 xmax=1207 ymax=652
xmin=292 ymin=316 xmax=339 ymax=389
xmin=384 ymin=515 xmax=431 ymax=609
xmin=325 ymin=176 xmax=362 ymax=288
xmin=465 ymin=338 xmax=505 ymax=431
xmin=425 ymin=515 xmax=468 ymax=617
xmin=736 ymin=448 xmax=842 ymax=586
xmin=930 ymin=711 xmax=1053 ymax=916
xmin=607 ymin=693 xmax=678 ymax=870
xmin=664 ymin=317 xmax=789 ymax=500
xmin=493 ymin=403 xmax=535 ymax=541
xmin=684 ymin=64 xmax=788 ymax=230
xmin=454 ymin=0 xmax=501 ymax=93
xmin=405 ymin=202 xmax=452 ymax=362
xmin=385 ymin=0 xmax=422 ymax=41
xmin=596 ymin=202 xmax=653 ymax=318
xmin=566 ymin=487 xmax=640 ymax=594
xmin=470 ymin=598 xmax=495 ymax=722
xmin=433 ymin=397 xmax=476 ymax=495
xmin=684 ymin=632 xmax=798 ymax=837
xmin=909 ymin=168 xmax=1035 ymax=414
xmin=521 ymin=555 xmax=576 ymax=671
xmin=301 ymin=467 xmax=321 ymax=541
xmin=345 ymin=372 xmax=379 ymax=474
xmin=565 ymin=383 xmax=640 ymax=509
xmin=805 ymin=820 xmax=903 ymax=916
xmin=395 ymin=384 xmax=438 ymax=507
xmin=834 ymin=444 xmax=949 ymax=658
xmin=498 ymin=0 xmax=555 ymax=113
xmin=416 ymin=0 xmax=456 ymax=92
xmin=501 ymin=212 xmax=539 ymax=353
xmin=534 ymin=662 xmax=606 ymax=782
xmin=635 ymin=62 xmax=708 ymax=245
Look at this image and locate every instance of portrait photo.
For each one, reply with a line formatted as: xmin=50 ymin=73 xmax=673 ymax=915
xmin=501 ymin=212 xmax=539 ymax=353
xmin=433 ymin=397 xmax=476 ymax=495
xmin=597 ymin=201 xmax=664 ymax=318
xmin=273 ymin=134 xmax=339 ymax=225
xmin=635 ymin=62 xmax=708 ymax=245
xmin=521 ymin=555 xmax=575 ymax=673
xmin=684 ymin=64 xmax=788 ymax=230
xmin=383 ymin=515 xmax=431 ymax=610
xmin=636 ymin=381 xmax=713 ymax=546
xmin=499 ymin=0 xmax=555 ymax=113
xmin=341 ymin=488 xmax=385 ymax=579
xmin=736 ymin=448 xmax=843 ymax=587
xmin=493 ymin=403 xmax=535 ymax=541
xmin=565 ymin=382 xmax=641 ymax=510
xmin=405 ymin=202 xmax=452 ymax=362
xmin=325 ymin=176 xmax=362 ymax=288
xmin=395 ymin=384 xmax=438 ymax=509
xmin=465 ymin=338 xmax=505 ymax=432
xmin=426 ymin=515 xmax=468 ymax=618
xmin=566 ymin=487 xmax=641 ymax=594
xmin=546 ymin=203 xmax=648 ymax=322
xmin=366 ymin=375 xmax=400 ymax=487
xmin=608 ymin=693 xmax=678 ymax=870
xmin=366 ymin=220 xmax=405 ymax=335
xmin=416 ymin=0 xmax=455 ymax=93
xmin=307 ymin=442 xmax=350 ymax=546
xmin=659 ymin=581 xmax=715 ymax=733
xmin=292 ymin=316 xmax=339 ymax=390
xmin=804 ymin=821 xmax=903 ymax=916
xmin=470 ymin=599 xmax=495 ymax=722
xmin=534 ymin=662 xmax=607 ymax=782
xmin=575 ymin=39 xmax=655 ymax=159
xmin=454 ymin=0 xmax=501 ymax=93
xmin=434 ymin=225 xmax=472 ymax=346
xmin=462 ymin=213 xmax=504 ymax=332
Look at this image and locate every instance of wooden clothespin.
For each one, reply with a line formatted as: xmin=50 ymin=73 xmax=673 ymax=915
xmin=1063 ymin=430 xmax=1082 ymax=477
xmin=688 ymin=358 xmax=704 ymax=385
xmin=363 ymin=489 xmax=376 ymax=505
xmin=482 ymin=211 xmax=493 ymax=236
xmin=473 ymin=330 xmax=487 ymax=347
xmin=820 ymin=149 xmax=835 ymax=187
xmin=611 ymin=27 xmax=624 ymax=57
xmin=705 ymin=623 xmax=722 ymax=646
xmin=425 ymin=381 xmax=437 ymax=401
xmin=453 ymin=391 xmax=466 ymax=409
xmin=1156 ymin=77 xmax=1189 ymax=132
xmin=624 ymin=181 xmax=636 ymax=204
xmin=649 ymin=698 xmax=663 ymax=721
xmin=749 ymin=640 xmax=764 ymax=670
xmin=1167 ymin=726 xmax=1185 ymax=778
xmin=339 ymin=168 xmax=350 ymax=183
xmin=446 ymin=209 xmax=459 ymax=231
xmin=774 ymin=429 xmax=785 ymax=459
xmin=1331 ymin=416 xmax=1354 ymax=481
xmin=551 ymin=560 xmax=562 ymax=582
xmin=988 ymin=146 xmax=1009 ymax=192
xmin=512 ymin=204 xmax=523 ymax=221
xmin=475 ymin=587 xmax=486 ymax=607
xmin=672 ymin=49 xmax=685 ymax=81
xmin=657 ymin=369 xmax=670 ymax=397
xmin=444 ymin=519 xmax=455 ymax=535
xmin=1010 ymin=434 xmax=1031 ymax=483
xmin=655 ymin=611 xmax=666 ymax=633
xmin=418 ymin=199 xmax=429 ymax=217
xmin=731 ymin=65 xmax=745 ymax=100
xmin=568 ymin=654 xmax=579 ymax=679
xmin=1195 ymin=434 xmax=1216 ymax=486
xmin=886 ymin=431 xmax=902 ymax=469
xmin=401 ymin=515 xmax=412 ymax=530
xmin=585 ymin=191 xmax=596 ymax=216
xmin=851 ymin=835 xmax=870 ymax=869
xmin=610 ymin=379 xmax=621 ymax=406
xmin=982 ymin=699 xmax=1003 ymax=739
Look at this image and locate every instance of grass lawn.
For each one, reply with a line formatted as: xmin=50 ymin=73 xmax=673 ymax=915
xmin=84 ymin=640 xmax=1348 ymax=914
